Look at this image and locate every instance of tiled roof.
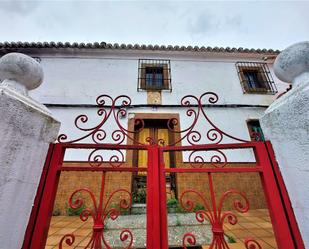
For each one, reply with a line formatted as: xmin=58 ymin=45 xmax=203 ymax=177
xmin=0 ymin=41 xmax=280 ymax=54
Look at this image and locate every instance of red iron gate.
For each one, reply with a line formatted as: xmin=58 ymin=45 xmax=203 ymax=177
xmin=23 ymin=93 xmax=303 ymax=249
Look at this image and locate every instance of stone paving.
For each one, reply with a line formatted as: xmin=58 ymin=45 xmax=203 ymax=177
xmin=45 ymin=209 xmax=277 ymax=249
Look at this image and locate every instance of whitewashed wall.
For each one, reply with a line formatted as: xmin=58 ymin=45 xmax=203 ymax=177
xmin=27 ymin=50 xmax=287 ymax=162
xmin=29 ymin=51 xmax=289 ymax=105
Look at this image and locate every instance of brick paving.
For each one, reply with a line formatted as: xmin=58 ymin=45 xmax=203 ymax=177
xmin=45 ymin=209 xmax=277 ymax=249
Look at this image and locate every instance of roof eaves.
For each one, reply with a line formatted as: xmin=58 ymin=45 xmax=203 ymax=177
xmin=0 ymin=41 xmax=281 ymax=54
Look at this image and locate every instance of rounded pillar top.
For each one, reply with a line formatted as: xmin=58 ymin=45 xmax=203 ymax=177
xmin=274 ymin=41 xmax=309 ymax=86
xmin=0 ymin=52 xmax=43 ymax=91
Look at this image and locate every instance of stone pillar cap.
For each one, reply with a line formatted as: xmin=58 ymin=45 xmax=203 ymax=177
xmin=274 ymin=41 xmax=309 ymax=86
xmin=0 ymin=52 xmax=43 ymax=91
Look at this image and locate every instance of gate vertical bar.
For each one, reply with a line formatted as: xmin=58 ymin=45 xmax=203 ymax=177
xmin=159 ymin=148 xmax=168 ymax=249
xmin=30 ymin=143 xmax=65 ymax=249
xmin=256 ymin=142 xmax=295 ymax=248
xmin=265 ymin=141 xmax=305 ymax=249
xmin=147 ymin=145 xmax=161 ymax=249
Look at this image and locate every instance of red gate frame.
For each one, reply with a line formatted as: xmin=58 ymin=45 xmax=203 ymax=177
xmin=22 ymin=91 xmax=305 ymax=248
xmin=157 ymin=142 xmax=305 ymax=249
xmin=22 ymin=141 xmax=305 ymax=249
xmin=265 ymin=141 xmax=304 ymax=249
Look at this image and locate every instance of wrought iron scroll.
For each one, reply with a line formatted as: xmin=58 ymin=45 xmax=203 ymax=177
xmin=57 ymin=92 xmax=250 ymax=146
xmin=57 ymin=92 xmax=252 ymax=168
xmin=59 ymin=174 xmax=133 ymax=249
xmin=88 ymin=149 xmax=125 ymax=168
xmin=58 ymin=95 xmax=142 ymax=145
xmin=180 ymin=186 xmax=262 ymax=249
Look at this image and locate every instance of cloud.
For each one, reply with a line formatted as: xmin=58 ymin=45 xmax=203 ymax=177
xmin=188 ymin=12 xmax=245 ymax=39
xmin=188 ymin=12 xmax=217 ymax=35
xmin=0 ymin=1 xmax=308 ymax=49
xmin=0 ymin=1 xmax=40 ymax=15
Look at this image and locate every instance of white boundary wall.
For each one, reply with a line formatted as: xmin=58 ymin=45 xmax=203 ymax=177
xmin=261 ymin=42 xmax=309 ymax=247
xmin=0 ymin=53 xmax=60 ymax=248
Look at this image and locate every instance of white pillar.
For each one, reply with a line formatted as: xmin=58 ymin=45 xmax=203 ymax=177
xmin=0 ymin=53 xmax=60 ymax=248
xmin=260 ymin=42 xmax=309 ymax=246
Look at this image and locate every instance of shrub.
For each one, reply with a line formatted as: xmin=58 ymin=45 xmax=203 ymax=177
xmin=52 ymin=208 xmax=61 ymax=216
xmin=226 ymin=234 xmax=236 ymax=243
xmin=104 ymin=223 xmax=108 ymax=231
xmin=175 ymin=204 xmax=186 ymax=213
xmin=67 ymin=203 xmax=86 ymax=216
xmin=167 ymin=198 xmax=178 ymax=208
xmin=133 ymin=188 xmax=147 ymax=204
xmin=109 ymin=203 xmax=130 ymax=216
xmin=193 ymin=203 xmax=205 ymax=212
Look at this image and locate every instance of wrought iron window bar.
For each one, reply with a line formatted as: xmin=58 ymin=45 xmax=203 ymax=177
xmin=236 ymin=62 xmax=277 ymax=94
xmin=138 ymin=59 xmax=172 ymax=92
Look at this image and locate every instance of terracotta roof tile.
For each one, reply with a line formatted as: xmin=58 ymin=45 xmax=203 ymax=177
xmin=0 ymin=41 xmax=280 ymax=54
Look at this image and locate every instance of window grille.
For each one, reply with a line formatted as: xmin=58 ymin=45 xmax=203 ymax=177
xmin=138 ymin=59 xmax=172 ymax=92
xmin=236 ymin=62 xmax=277 ymax=94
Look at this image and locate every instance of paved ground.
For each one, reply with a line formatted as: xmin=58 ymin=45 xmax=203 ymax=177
xmin=45 ymin=209 xmax=277 ymax=249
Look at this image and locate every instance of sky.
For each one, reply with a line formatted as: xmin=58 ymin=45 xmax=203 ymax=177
xmin=1 ymin=1 xmax=309 ymax=50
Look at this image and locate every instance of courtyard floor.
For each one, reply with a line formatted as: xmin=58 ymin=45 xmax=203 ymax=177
xmin=45 ymin=209 xmax=277 ymax=249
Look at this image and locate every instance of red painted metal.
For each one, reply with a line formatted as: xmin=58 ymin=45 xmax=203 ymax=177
xmin=160 ymin=141 xmax=263 ymax=249
xmin=30 ymin=143 xmax=65 ymax=249
xmin=165 ymin=167 xmax=262 ymax=173
xmin=57 ymin=94 xmax=148 ymax=145
xmin=265 ymin=141 xmax=305 ymax=249
xmin=160 ymin=142 xmax=299 ymax=249
xmin=24 ymin=92 xmax=304 ymax=249
xmin=146 ymin=146 xmax=161 ymax=249
xmin=60 ymin=166 xmax=148 ymax=172
xmin=256 ymin=142 xmax=295 ymax=248
xmin=59 ymin=173 xmax=133 ymax=249
xmin=244 ymin=239 xmax=262 ymax=249
xmin=178 ymin=179 xmax=254 ymax=248
xmin=159 ymin=148 xmax=168 ymax=249
xmin=22 ymin=144 xmax=55 ymax=249
xmin=56 ymin=92 xmax=249 ymax=147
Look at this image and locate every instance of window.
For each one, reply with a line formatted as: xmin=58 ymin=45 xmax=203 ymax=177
xmin=247 ymin=120 xmax=265 ymax=141
xmin=236 ymin=62 xmax=277 ymax=94
xmin=145 ymin=67 xmax=163 ymax=88
xmin=138 ymin=59 xmax=171 ymax=91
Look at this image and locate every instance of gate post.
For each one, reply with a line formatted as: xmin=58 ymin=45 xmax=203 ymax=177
xmin=260 ymin=42 xmax=308 ymax=247
xmin=0 ymin=53 xmax=60 ymax=248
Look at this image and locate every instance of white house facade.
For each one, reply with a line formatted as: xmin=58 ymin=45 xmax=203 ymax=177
xmin=0 ymin=42 xmax=289 ymax=148
xmin=1 ymin=42 xmax=301 ymax=249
